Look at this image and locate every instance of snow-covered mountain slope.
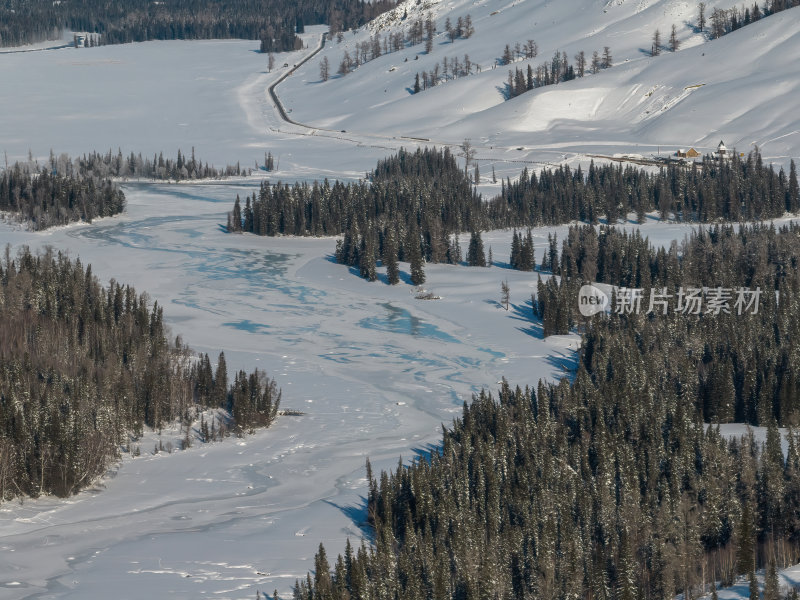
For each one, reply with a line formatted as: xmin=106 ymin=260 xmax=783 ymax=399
xmin=281 ymin=0 xmax=800 ymax=164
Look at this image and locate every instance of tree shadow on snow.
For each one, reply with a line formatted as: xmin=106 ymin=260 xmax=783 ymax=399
xmin=684 ymin=19 xmax=706 ymax=35
xmin=398 ymin=270 xmax=414 ymax=285
xmin=496 ymin=84 xmax=512 ymax=101
xmin=546 ymin=350 xmax=579 ymax=382
xmin=412 ymin=442 xmax=443 ymax=463
xmin=509 ymin=300 xmax=545 ymax=340
xmin=324 ymin=498 xmax=374 ymax=542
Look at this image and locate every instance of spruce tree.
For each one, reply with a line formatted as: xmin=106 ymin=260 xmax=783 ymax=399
xmin=765 ymin=559 xmax=780 ymax=600
xmin=510 ymin=230 xmax=521 ymax=269
xmin=789 ymin=160 xmax=799 ymax=212
xmin=383 ymin=229 xmax=400 ymax=285
xmin=230 ymin=195 xmax=242 ymax=232
xmin=214 ymin=352 xmax=228 ymax=406
xmin=524 ymin=229 xmax=535 ymax=271
xmin=466 ymin=231 xmax=486 ymax=266
xmin=737 ymin=501 xmax=755 ymax=577
xmin=359 ymin=230 xmax=377 ymax=281
xmin=407 ymin=226 xmax=426 ymax=286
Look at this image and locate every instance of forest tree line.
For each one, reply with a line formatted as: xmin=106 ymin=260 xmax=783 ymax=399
xmin=697 ymin=0 xmax=800 ymax=41
xmin=294 ymin=226 xmax=800 ymax=600
xmin=296 ymin=377 xmax=800 ymax=600
xmin=228 ymin=147 xmax=799 ymax=284
xmin=0 ymin=247 xmax=281 ymax=501
xmin=227 ymin=147 xmax=485 ymax=284
xmin=493 ymin=151 xmax=799 ymax=225
xmin=73 ymin=149 xmax=249 ymax=181
xmin=0 ymin=0 xmax=395 ymax=51
xmin=0 ymin=158 xmax=125 ymax=231
xmin=535 ymin=222 xmax=800 ymax=428
xmin=0 ymin=149 xmax=259 ymax=231
xmin=504 ymin=46 xmax=612 ymax=99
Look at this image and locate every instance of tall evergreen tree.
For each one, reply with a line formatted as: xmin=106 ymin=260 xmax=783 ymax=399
xmin=383 ymin=229 xmax=400 ymax=285
xmin=466 ymin=231 xmax=486 ymax=266
xmin=407 ymin=225 xmax=426 ymax=286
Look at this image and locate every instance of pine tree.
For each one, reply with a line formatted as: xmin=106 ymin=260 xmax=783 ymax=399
xmin=765 ymin=559 xmax=780 ymax=600
xmin=750 ymin=572 xmax=759 ymax=600
xmin=229 ymin=195 xmax=242 ymax=232
xmin=466 ymin=231 xmax=486 ymax=266
xmin=359 ymin=229 xmax=378 ymax=281
xmin=407 ymin=226 xmax=425 ymax=286
xmin=524 ymin=229 xmax=535 ymax=271
xmin=669 ymin=24 xmax=680 ymax=51
xmin=383 ymin=229 xmax=400 ymax=285
xmin=737 ymin=501 xmax=756 ymax=577
xmin=501 ymin=280 xmax=510 ymax=310
xmin=789 ymin=160 xmax=799 ymax=212
xmin=214 ymin=352 xmax=228 ymax=406
xmin=510 ymin=230 xmax=521 ymax=269
xmin=314 ymin=543 xmax=331 ymax=594
xmin=502 ymin=44 xmax=513 ymax=65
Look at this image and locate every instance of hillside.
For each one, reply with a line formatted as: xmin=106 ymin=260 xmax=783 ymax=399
xmin=281 ymin=0 xmax=800 ymax=165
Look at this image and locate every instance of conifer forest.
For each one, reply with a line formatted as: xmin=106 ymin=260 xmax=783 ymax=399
xmin=5 ymin=0 xmax=800 ymax=596
xmin=0 ymin=248 xmax=280 ymax=500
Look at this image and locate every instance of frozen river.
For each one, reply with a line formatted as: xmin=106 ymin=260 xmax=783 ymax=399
xmin=0 ymin=180 xmax=579 ymax=599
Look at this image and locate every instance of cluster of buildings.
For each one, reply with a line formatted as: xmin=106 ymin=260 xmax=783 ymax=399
xmin=675 ymin=141 xmax=738 ymax=161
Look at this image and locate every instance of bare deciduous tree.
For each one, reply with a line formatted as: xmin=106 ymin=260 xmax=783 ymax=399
xmin=319 ymin=56 xmax=330 ymax=81
xmin=525 ymin=39 xmax=538 ymax=59
xmin=601 ymin=46 xmax=612 ymax=69
xmin=460 ymin=139 xmax=476 ymax=174
xmin=698 ymin=2 xmax=707 ymax=32
xmin=651 ymin=29 xmax=661 ymax=56
xmin=670 ymin=24 xmax=680 ymax=52
xmin=575 ymin=50 xmax=586 ymax=77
